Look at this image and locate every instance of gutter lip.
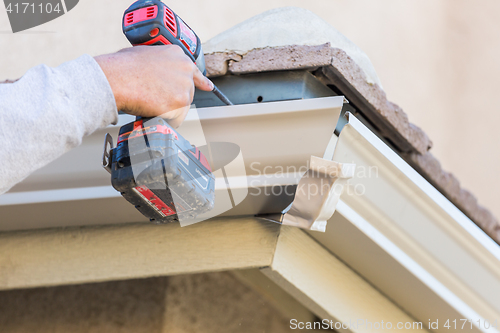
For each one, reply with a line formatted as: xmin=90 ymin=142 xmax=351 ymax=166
xmin=190 ymin=95 xmax=345 ymax=120
xmin=0 ymin=186 xmax=120 ymax=206
xmin=0 ymin=173 xmax=305 ymax=206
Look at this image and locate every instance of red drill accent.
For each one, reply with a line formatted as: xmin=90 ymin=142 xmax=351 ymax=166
xmin=124 ymin=5 xmax=158 ymax=27
xmin=134 ymin=34 xmax=172 ymax=46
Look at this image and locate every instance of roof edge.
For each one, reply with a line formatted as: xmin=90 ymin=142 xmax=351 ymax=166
xmin=204 ymin=44 xmax=500 ymax=244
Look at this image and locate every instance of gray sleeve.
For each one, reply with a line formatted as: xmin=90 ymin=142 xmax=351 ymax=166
xmin=0 ymin=54 xmax=118 ymax=194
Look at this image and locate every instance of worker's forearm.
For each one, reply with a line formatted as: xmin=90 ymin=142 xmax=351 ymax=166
xmin=0 ymin=54 xmax=118 ymax=194
xmin=0 ymin=46 xmax=214 ymax=194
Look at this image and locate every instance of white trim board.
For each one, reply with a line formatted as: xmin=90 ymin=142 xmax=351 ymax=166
xmin=263 ymin=226 xmax=428 ymax=333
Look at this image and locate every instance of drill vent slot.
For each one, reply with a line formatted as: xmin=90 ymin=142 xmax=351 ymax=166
xmin=164 ymin=6 xmax=177 ymax=36
xmin=125 ymin=12 xmax=134 ymax=25
xmin=146 ymin=6 xmax=155 ymax=18
xmin=124 ymin=6 xmax=158 ymax=27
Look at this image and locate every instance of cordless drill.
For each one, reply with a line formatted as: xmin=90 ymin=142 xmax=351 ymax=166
xmin=102 ymin=0 xmax=230 ymax=224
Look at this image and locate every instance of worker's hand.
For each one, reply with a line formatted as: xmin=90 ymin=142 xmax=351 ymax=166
xmin=94 ymin=45 xmax=214 ymax=128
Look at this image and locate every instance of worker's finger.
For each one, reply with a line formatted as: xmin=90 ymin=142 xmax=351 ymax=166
xmin=167 ymin=83 xmax=195 ymax=128
xmin=193 ymin=66 xmax=214 ymax=92
xmin=163 ymin=105 xmax=190 ymax=129
xmin=158 ymin=83 xmax=194 ymax=128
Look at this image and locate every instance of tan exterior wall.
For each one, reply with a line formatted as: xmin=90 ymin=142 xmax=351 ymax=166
xmin=0 ymin=0 xmax=498 ymax=220
xmin=0 ymin=272 xmax=308 ymax=333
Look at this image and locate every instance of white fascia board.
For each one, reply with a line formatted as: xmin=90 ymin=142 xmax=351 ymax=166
xmin=309 ymin=113 xmax=500 ymax=332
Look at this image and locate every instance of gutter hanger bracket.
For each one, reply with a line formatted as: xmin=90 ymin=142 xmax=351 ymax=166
xmin=260 ymin=156 xmax=355 ymax=232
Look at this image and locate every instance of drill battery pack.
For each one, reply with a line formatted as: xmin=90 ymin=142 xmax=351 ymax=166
xmin=107 ymin=118 xmax=215 ymax=224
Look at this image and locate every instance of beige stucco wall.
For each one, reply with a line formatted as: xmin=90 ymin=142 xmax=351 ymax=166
xmin=0 ymin=0 xmax=498 ymax=220
xmin=0 ymin=272 xmax=304 ymax=333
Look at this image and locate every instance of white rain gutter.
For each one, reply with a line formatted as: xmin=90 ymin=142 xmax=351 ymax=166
xmin=309 ymin=113 xmax=500 ymax=332
xmin=0 ymin=97 xmax=343 ymax=229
